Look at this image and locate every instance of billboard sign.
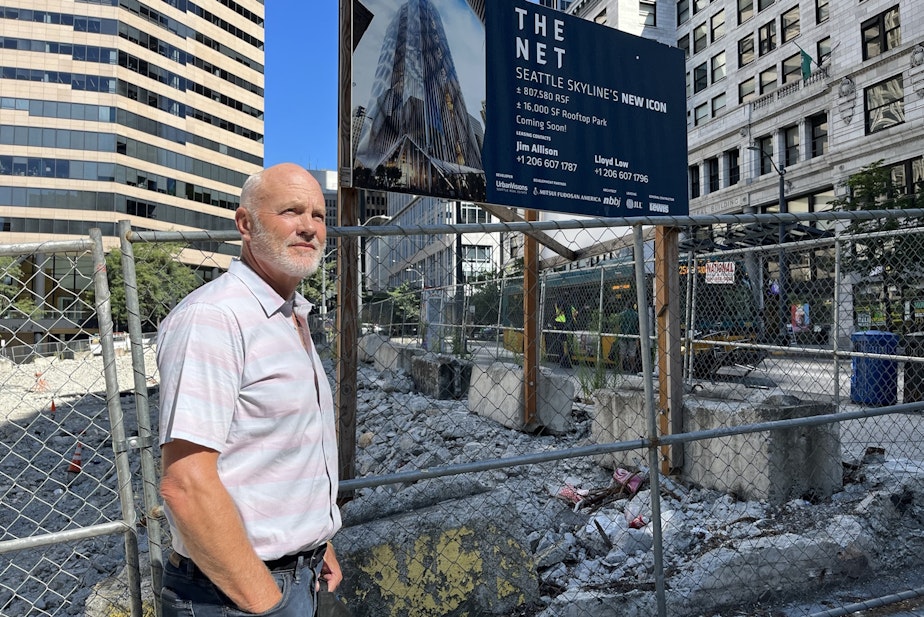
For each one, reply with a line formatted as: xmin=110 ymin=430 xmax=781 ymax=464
xmin=350 ymin=0 xmax=688 ymax=218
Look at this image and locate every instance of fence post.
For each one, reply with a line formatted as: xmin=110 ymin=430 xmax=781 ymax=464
xmin=655 ymin=226 xmax=683 ymax=471
xmin=90 ymin=228 xmax=144 ymax=617
xmin=118 ymin=219 xmax=166 ymax=612
xmin=523 ymin=210 xmax=539 ymax=425
xmin=633 ymin=225 xmax=667 ymax=617
xmin=338 ymin=0 xmax=358 ymax=500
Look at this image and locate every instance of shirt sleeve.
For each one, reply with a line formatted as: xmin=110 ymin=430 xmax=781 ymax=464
xmin=156 ymin=302 xmax=244 ymax=452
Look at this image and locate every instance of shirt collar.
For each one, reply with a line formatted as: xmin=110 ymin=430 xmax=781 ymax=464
xmin=227 ymin=259 xmax=315 ymax=319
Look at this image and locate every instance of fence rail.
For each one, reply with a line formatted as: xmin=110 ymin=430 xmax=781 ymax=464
xmin=2 ymin=210 xmax=924 ymax=616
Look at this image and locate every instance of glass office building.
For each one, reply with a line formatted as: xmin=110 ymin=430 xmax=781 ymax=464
xmin=0 ymin=0 xmax=265 ymax=255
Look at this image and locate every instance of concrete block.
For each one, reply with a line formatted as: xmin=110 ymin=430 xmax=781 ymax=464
xmin=410 ymin=353 xmax=473 ymax=399
xmin=468 ymin=362 xmax=574 ymax=435
xmin=592 ymin=388 xmax=842 ymax=504
xmin=373 ymin=341 xmax=424 ymax=374
xmin=358 ymin=333 xmax=388 ymax=364
xmin=334 ymin=491 xmax=539 ymax=617
xmin=591 ymin=378 xmax=648 ymax=469
xmin=683 ymin=394 xmax=842 ymax=504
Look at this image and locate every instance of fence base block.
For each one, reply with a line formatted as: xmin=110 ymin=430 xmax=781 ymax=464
xmin=593 ymin=385 xmax=842 ymax=504
xmin=468 ymin=362 xmax=574 ymax=435
xmin=410 ymin=353 xmax=473 ymax=400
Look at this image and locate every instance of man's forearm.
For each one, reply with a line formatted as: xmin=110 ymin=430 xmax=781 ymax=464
xmin=161 ymin=444 xmax=281 ymax=613
xmin=171 ymin=488 xmax=281 ymax=611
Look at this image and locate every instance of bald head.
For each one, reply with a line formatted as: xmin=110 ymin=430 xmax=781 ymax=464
xmin=240 ymin=163 xmax=322 ymax=214
xmin=235 ymin=163 xmax=327 ymax=298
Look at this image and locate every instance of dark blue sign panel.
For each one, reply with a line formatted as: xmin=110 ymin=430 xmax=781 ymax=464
xmin=349 ymin=0 xmax=687 ymax=217
xmin=484 ymin=0 xmax=688 ymax=217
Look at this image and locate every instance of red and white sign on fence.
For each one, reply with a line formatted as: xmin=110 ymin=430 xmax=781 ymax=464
xmin=705 ymin=261 xmax=735 ymax=284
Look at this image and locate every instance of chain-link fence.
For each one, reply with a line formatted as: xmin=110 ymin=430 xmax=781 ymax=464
xmin=3 ymin=209 xmax=924 ymax=617
xmin=0 ymin=233 xmax=146 ymax=617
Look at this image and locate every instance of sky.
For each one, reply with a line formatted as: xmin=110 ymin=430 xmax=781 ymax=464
xmin=264 ymin=0 xmax=486 ymax=174
xmin=264 ymin=1 xmax=340 ymax=171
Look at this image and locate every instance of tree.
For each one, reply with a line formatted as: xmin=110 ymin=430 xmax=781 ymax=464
xmin=105 ymin=243 xmax=200 ymax=331
xmin=828 ymin=160 xmax=921 ymax=332
xmin=0 ymin=256 xmax=38 ymax=317
xmin=468 ymin=271 xmax=502 ymax=328
xmin=387 ymin=282 xmax=420 ymax=334
xmin=297 ymin=257 xmax=336 ymax=310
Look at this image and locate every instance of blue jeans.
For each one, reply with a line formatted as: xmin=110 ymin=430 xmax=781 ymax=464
xmin=160 ymin=553 xmax=321 ymax=617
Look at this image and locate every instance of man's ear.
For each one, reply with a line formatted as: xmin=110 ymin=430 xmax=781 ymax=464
xmin=235 ymin=207 xmax=251 ymax=238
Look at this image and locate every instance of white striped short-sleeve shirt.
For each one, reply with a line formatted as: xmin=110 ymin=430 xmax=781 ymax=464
xmin=157 ymin=259 xmax=341 ymax=560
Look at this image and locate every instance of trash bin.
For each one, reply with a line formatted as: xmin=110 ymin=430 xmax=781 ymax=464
xmin=851 ymin=330 xmax=899 ymax=406
xmin=904 ymin=332 xmax=924 ymax=403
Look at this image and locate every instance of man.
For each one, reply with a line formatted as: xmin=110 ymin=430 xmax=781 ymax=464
xmin=157 ymin=163 xmax=342 ymax=616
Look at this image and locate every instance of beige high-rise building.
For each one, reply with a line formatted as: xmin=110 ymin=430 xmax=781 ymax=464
xmin=0 ymin=0 xmax=265 ymax=255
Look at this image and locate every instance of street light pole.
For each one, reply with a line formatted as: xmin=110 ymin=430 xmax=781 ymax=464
xmin=748 ymin=146 xmax=789 ymax=346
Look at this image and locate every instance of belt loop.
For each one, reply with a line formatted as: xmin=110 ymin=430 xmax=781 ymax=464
xmin=294 ymin=555 xmax=304 ymax=582
xmin=184 ymin=555 xmax=196 ymax=577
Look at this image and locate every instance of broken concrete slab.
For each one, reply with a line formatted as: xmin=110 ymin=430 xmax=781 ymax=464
xmin=334 ymin=490 xmax=539 ymax=617
xmin=358 ymin=333 xmax=389 ymax=364
xmin=410 ymin=352 xmax=473 ymax=399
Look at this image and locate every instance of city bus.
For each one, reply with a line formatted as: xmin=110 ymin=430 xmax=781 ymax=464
xmin=499 ymin=255 xmax=766 ymax=377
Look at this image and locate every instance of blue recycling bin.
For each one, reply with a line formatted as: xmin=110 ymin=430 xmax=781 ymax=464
xmin=851 ymin=330 xmax=899 ymax=406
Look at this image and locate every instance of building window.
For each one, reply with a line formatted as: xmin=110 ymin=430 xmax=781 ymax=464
xmin=640 ymin=1 xmax=656 ymax=26
xmin=758 ymin=0 xmax=774 ymax=10
xmin=726 ymin=148 xmax=740 ymax=185
xmin=706 ymin=157 xmax=720 ymax=192
xmin=865 ymin=75 xmax=904 ymax=135
xmin=678 ymin=34 xmax=690 ymax=58
xmin=781 ymin=6 xmax=800 ymax=42
xmin=783 ymin=125 xmax=799 ymax=167
xmin=690 ymin=164 xmax=700 ymax=198
xmin=738 ymin=0 xmax=754 ymax=24
xmin=711 ymin=52 xmax=726 ymax=82
xmin=758 ymin=21 xmax=776 ymax=55
xmin=693 ymin=23 xmax=708 ymax=53
xmin=694 ymin=63 xmax=708 ymax=93
xmin=759 ymin=67 xmax=777 ymax=94
xmin=693 ymin=0 xmax=708 ymax=14
xmin=711 ymin=10 xmax=725 ymax=41
xmin=595 ymin=9 xmax=607 ymax=23
xmin=686 ymin=71 xmax=692 ymax=97
xmin=738 ymin=34 xmax=755 ymax=67
xmin=782 ymin=53 xmax=801 ymax=84
xmin=678 ymin=0 xmax=690 ymax=24
xmin=739 ymin=77 xmax=756 ymax=103
xmin=817 ymin=37 xmax=832 ymax=65
xmin=460 ymin=203 xmax=490 ymax=224
xmin=816 ymin=0 xmax=829 ymax=23
xmin=712 ymin=92 xmax=727 ymax=116
xmin=887 ymin=156 xmax=924 ymax=197
xmin=809 ymin=112 xmax=827 ymax=158
xmin=862 ymin=7 xmax=900 ymax=61
xmin=694 ymin=102 xmax=709 ymax=125
xmin=755 ymin=136 xmax=773 ymax=175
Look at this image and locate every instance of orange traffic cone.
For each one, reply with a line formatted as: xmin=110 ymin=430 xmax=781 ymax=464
xmin=67 ymin=442 xmax=83 ymax=475
xmin=49 ymin=399 xmax=56 ymax=415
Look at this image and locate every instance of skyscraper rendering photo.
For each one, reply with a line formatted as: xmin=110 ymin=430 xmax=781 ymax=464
xmin=351 ymin=0 xmax=486 ymax=200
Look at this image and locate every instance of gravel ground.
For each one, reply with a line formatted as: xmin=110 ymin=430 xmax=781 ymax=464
xmin=2 ymin=347 xmax=924 ymax=617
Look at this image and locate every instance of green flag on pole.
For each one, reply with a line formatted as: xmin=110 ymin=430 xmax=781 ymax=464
xmin=800 ymin=49 xmax=813 ymax=81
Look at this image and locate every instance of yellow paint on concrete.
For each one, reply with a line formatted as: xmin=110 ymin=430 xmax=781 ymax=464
xmin=358 ymin=527 xmax=484 ymax=616
xmin=354 ymin=523 xmax=536 ymax=616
